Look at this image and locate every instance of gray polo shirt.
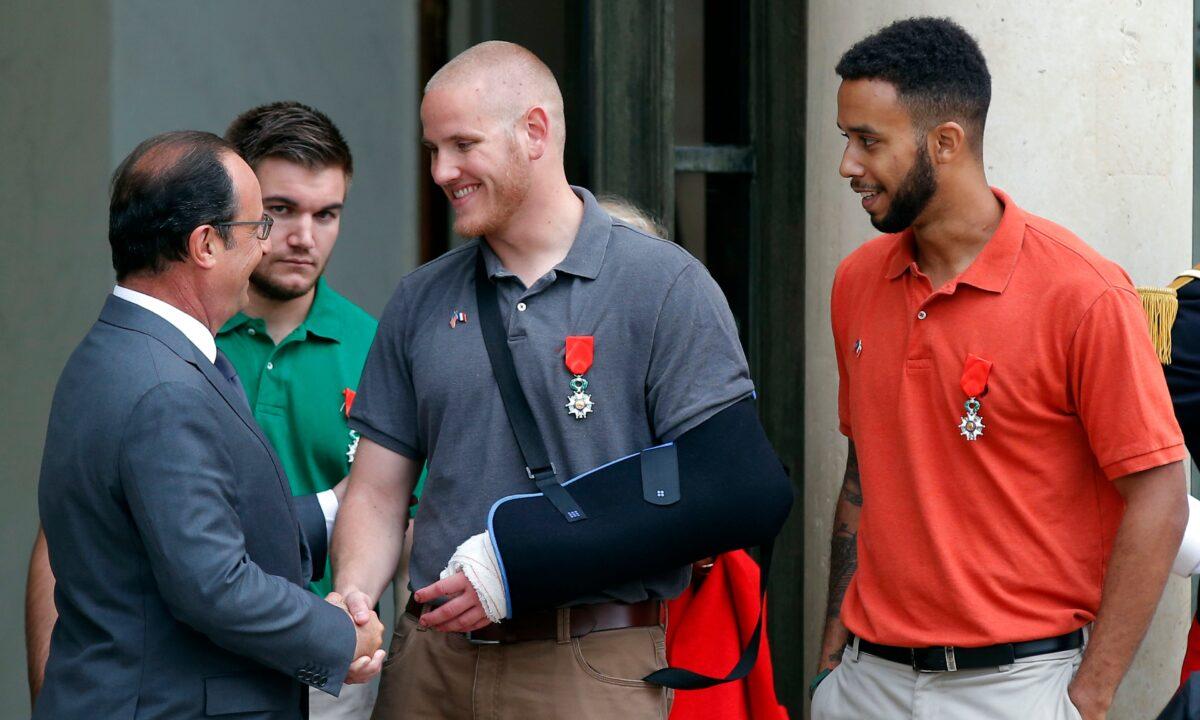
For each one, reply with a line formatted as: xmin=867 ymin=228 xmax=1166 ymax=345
xmin=350 ymin=186 xmax=754 ymax=604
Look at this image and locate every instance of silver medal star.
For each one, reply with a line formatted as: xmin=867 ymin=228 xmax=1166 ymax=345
xmin=566 ymin=390 xmax=594 ymax=419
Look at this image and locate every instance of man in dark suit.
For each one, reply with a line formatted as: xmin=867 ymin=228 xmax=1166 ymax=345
xmin=33 ymin=130 xmax=385 ymax=719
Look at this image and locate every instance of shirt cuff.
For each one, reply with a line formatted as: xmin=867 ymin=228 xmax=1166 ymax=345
xmin=317 ymin=489 xmax=339 ymax=544
xmin=1100 ymin=443 xmax=1186 ymax=481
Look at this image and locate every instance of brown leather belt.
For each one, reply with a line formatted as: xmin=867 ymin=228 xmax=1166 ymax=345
xmin=405 ymin=596 xmax=662 ymax=644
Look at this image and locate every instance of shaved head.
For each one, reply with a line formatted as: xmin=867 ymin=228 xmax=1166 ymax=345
xmin=425 ymin=41 xmax=566 ymax=151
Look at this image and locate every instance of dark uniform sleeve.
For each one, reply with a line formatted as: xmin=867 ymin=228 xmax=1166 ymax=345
xmin=646 ymin=261 xmax=755 ymax=441
xmin=349 ymin=282 xmax=423 ymax=460
xmin=1165 ymin=282 xmax=1200 ymax=451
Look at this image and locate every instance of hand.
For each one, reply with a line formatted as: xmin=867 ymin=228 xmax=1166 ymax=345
xmin=345 ymin=648 xmax=385 ymax=684
xmin=1067 ymin=681 xmax=1110 ymax=720
xmin=337 ymin=586 xmax=375 ymax=626
xmin=326 ymin=591 xmax=386 ymax=684
xmin=412 ymin=572 xmax=492 ymax=633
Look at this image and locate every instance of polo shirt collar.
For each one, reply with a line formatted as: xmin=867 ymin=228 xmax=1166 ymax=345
xmin=883 ymin=187 xmax=1025 ymax=294
xmin=302 ymin=277 xmax=345 ymax=341
xmin=480 ymin=185 xmax=611 ymax=281
xmin=218 ymin=276 xmax=343 ymax=342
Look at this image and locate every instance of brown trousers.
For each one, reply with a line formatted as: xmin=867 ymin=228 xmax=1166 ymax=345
xmin=371 ymin=610 xmax=672 ymax=720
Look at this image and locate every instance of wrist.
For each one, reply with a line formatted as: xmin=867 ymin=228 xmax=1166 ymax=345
xmin=1068 ymin=677 xmax=1114 ymax=715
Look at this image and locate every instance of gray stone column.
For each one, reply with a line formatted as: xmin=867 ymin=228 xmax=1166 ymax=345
xmin=804 ymin=3 xmax=1193 ymax=716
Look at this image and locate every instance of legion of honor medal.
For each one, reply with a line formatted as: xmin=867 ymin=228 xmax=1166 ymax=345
xmin=957 ymin=354 xmax=992 ymax=442
xmin=342 ymin=388 xmax=361 ymax=462
xmin=564 ymin=335 xmax=595 ymax=420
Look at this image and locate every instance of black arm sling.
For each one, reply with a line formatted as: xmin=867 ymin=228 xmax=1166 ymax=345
xmin=473 ymin=248 xmax=777 ymax=690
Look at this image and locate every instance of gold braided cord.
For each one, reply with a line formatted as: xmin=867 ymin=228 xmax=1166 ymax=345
xmin=1136 ymin=286 xmax=1178 ymax=365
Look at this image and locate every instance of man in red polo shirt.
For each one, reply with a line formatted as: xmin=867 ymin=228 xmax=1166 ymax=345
xmin=811 ymin=17 xmax=1187 ymax=720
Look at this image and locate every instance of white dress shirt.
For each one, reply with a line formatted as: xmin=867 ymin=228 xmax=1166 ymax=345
xmin=110 ymin=285 xmax=339 ymax=537
xmin=113 ymin=285 xmax=217 ymax=363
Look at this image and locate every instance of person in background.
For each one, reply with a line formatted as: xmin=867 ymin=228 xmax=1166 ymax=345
xmin=1137 ymin=269 xmax=1200 ymax=719
xmin=216 ymin=101 xmax=397 ymax=719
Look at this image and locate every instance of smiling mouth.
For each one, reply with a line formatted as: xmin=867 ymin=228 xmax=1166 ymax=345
xmin=452 ymin=184 xmax=479 ymax=200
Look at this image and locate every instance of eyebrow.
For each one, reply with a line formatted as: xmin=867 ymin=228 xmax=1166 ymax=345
xmin=837 ymin=122 xmax=880 ymax=135
xmin=263 ymin=196 xmax=344 ymax=213
xmin=421 ymin=132 xmax=486 ymax=147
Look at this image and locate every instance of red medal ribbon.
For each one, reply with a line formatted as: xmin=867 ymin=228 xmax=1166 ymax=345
xmin=343 ymin=388 xmax=357 ymax=419
xmin=565 ymin=336 xmax=594 ymax=375
xmin=960 ymin=354 xmax=992 ymax=398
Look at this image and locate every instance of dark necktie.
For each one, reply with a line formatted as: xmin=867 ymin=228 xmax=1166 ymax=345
xmin=214 ymin=350 xmax=251 ymax=412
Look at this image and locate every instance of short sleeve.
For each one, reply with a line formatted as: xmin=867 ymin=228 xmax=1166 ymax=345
xmin=646 ymin=261 xmax=754 ymax=441
xmin=1068 ymin=286 xmax=1185 ymax=479
xmin=831 ymin=266 xmax=853 ymax=438
xmin=348 ymin=282 xmax=423 ymax=460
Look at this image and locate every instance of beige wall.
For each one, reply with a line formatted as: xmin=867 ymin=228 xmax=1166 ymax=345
xmin=803 ymin=2 xmax=1192 ymax=717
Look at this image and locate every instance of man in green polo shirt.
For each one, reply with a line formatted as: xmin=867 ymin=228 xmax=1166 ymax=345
xmin=216 ymin=101 xmax=390 ymax=719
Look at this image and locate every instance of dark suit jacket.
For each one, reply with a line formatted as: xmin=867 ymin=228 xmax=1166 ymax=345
xmin=35 ymin=296 xmax=356 ymax=720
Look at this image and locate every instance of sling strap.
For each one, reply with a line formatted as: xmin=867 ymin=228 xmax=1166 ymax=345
xmin=474 ymin=250 xmax=586 ymax=523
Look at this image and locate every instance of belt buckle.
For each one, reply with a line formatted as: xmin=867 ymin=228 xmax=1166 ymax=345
xmin=465 ymin=631 xmax=501 ymax=646
xmin=912 ymin=646 xmax=957 ymax=672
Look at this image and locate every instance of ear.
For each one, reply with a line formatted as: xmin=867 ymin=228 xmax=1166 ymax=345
xmin=188 ymin=225 xmax=220 ymax=270
xmin=930 ymin=121 xmax=968 ymax=164
xmin=523 ymin=106 xmax=550 ymax=161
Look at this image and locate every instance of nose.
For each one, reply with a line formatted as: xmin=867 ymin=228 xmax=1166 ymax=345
xmin=288 ymin=214 xmax=316 ymax=250
xmin=430 ymin=151 xmax=460 ymax=187
xmin=839 ymin=145 xmax=864 ymax=180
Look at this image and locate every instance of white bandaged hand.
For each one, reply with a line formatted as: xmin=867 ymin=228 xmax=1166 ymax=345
xmin=439 ymin=531 xmax=508 ymax=623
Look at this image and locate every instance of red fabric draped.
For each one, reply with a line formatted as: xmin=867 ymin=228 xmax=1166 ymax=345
xmin=1180 ymin=613 xmax=1200 ymax=687
xmin=665 ymin=550 xmax=789 ymax=720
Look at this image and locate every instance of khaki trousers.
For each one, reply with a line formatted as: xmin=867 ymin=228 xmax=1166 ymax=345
xmin=372 ymin=610 xmax=672 ymax=720
xmin=812 ymin=637 xmax=1084 ymax=720
xmin=310 ymin=680 xmax=377 ymax=719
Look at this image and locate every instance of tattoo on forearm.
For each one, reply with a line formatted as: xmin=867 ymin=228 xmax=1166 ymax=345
xmin=826 ymin=523 xmax=857 ymax=620
xmin=841 ymin=443 xmax=862 ymax=507
xmin=825 ymin=443 xmax=861 ymax=623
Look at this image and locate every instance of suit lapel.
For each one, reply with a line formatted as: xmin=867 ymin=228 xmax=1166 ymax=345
xmin=100 ymin=295 xmax=301 ymax=528
xmin=192 ymin=344 xmax=301 ymax=528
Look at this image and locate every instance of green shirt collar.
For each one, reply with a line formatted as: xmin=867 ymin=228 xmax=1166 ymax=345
xmin=219 ymin=276 xmax=345 ymax=343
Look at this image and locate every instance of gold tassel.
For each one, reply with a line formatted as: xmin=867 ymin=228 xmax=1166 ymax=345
xmin=1136 ymin=286 xmax=1178 ymax=365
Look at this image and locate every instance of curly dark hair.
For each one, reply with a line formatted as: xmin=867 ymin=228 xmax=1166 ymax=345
xmin=837 ymin=17 xmax=990 ymax=150
xmin=225 ymin=101 xmax=353 ymax=178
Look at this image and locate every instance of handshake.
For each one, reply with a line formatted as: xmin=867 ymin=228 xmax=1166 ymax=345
xmin=326 ymin=590 xmax=386 ymax=684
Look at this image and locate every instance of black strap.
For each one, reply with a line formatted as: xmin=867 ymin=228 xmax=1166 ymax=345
xmin=474 ymin=245 xmax=771 ymax=690
xmin=474 ymin=250 xmax=586 ymax=523
xmin=642 ymin=539 xmax=774 ymax=689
